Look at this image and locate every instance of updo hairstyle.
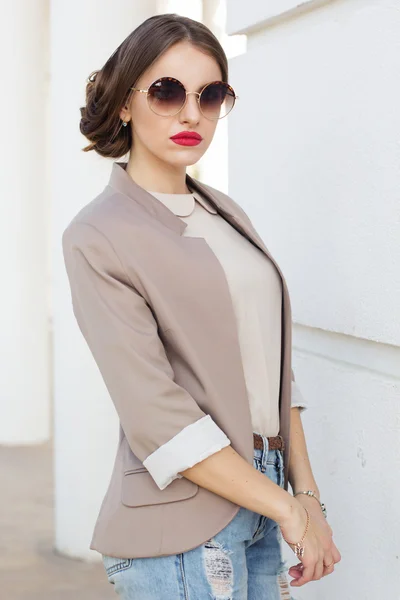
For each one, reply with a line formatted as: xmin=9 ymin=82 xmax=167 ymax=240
xmin=80 ymin=13 xmax=228 ymax=158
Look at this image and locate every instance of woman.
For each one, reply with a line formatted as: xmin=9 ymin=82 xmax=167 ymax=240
xmin=62 ymin=13 xmax=341 ymax=599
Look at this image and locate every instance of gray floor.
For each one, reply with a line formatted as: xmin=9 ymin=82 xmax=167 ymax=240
xmin=0 ymin=441 xmax=115 ymax=599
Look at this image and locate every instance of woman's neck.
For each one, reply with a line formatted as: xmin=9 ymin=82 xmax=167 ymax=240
xmin=125 ymin=152 xmax=190 ymax=194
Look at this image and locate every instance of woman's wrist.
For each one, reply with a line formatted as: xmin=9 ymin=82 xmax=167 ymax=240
xmin=274 ymin=492 xmax=304 ymax=527
xmin=290 ymin=479 xmax=320 ymax=498
xmin=294 ymin=487 xmax=320 ymax=501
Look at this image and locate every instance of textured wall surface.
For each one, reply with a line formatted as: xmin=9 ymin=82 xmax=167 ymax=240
xmin=227 ymin=1 xmax=400 ymax=597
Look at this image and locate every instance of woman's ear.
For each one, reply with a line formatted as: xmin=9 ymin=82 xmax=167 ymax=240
xmin=119 ymin=90 xmax=134 ymax=123
xmin=119 ymin=105 xmax=131 ymax=123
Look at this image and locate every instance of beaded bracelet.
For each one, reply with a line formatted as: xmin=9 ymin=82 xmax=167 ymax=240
xmin=281 ymin=507 xmax=310 ymax=558
xmin=294 ymin=490 xmax=328 ymax=519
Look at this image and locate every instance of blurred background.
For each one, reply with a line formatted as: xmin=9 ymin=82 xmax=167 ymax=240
xmin=0 ymin=0 xmax=399 ymax=598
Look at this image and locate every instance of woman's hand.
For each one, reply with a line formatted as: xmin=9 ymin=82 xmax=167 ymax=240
xmin=291 ymin=494 xmax=341 ymax=580
xmin=279 ymin=496 xmax=341 ymax=588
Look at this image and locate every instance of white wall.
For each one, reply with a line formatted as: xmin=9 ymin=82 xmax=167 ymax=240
xmin=51 ymin=0 xmax=157 ymax=560
xmin=227 ymin=0 xmax=400 ymax=597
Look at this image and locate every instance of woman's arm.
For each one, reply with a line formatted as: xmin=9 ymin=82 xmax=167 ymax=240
xmin=288 ymin=407 xmax=320 ymax=496
xmin=180 ymin=443 xmax=299 ymax=526
xmin=180 ymin=399 xmax=319 ymax=526
xmin=179 ymin=410 xmax=320 ymax=527
xmin=286 ymin=408 xmax=341 ymax=586
xmin=62 ymin=221 xmax=231 ymax=491
xmin=179 ymin=418 xmax=334 ymax=587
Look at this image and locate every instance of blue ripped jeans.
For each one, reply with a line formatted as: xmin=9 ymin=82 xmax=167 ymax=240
xmin=102 ymin=433 xmax=294 ymax=599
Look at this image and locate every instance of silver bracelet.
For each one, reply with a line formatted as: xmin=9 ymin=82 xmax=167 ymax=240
xmin=294 ymin=490 xmax=328 ymax=519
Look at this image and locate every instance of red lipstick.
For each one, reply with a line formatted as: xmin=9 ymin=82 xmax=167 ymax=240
xmin=170 ymin=131 xmax=203 ymax=146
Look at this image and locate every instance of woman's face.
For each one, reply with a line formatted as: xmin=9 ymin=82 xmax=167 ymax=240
xmin=121 ymin=41 xmax=223 ymax=169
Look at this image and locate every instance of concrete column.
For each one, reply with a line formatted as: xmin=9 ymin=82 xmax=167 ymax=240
xmin=51 ymin=0 xmax=157 ymax=560
xmin=157 ymin=0 xmax=202 ymax=21
xmin=198 ymin=0 xmax=229 ymax=191
xmin=0 ymin=0 xmax=50 ymax=444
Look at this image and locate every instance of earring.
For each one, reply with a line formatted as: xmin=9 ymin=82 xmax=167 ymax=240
xmin=122 ymin=120 xmax=128 ymax=127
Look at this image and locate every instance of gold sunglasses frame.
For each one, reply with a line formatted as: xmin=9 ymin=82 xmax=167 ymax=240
xmin=130 ymin=77 xmax=239 ymax=120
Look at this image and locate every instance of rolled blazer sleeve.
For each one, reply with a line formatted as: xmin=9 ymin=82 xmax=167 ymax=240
xmin=62 ymin=221 xmax=230 ymax=490
xmin=291 ymin=368 xmax=308 ymax=412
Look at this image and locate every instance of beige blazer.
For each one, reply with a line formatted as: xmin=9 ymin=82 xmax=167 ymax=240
xmin=62 ymin=161 xmax=296 ymax=559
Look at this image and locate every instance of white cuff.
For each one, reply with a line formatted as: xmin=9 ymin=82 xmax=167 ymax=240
xmin=291 ymin=380 xmax=308 ymax=412
xmin=142 ymin=415 xmax=231 ymax=490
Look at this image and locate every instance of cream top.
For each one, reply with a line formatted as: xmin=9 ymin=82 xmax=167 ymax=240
xmin=146 ymin=184 xmax=307 ymax=438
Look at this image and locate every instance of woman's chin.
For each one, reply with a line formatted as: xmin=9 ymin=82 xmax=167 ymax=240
xmin=165 ymin=155 xmax=203 ymax=169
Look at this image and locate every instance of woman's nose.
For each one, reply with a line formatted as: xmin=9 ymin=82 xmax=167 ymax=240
xmin=179 ymin=92 xmax=201 ymax=124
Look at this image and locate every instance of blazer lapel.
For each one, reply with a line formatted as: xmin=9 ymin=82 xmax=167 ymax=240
xmin=187 ymin=174 xmax=290 ymax=292
xmin=109 ymin=161 xmax=288 ymax=294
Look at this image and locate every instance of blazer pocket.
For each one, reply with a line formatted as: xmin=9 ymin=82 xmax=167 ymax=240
xmin=121 ymin=467 xmax=199 ymax=507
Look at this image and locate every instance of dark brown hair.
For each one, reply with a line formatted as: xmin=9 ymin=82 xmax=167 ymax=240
xmin=80 ymin=13 xmax=229 ymax=158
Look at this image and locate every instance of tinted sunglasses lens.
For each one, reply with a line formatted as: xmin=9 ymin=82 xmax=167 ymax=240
xmin=147 ymin=78 xmax=186 ymax=116
xmin=200 ymin=82 xmax=235 ymax=119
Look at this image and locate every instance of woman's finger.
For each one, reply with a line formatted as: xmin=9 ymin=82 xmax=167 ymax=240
xmin=290 ymin=561 xmax=317 ymax=587
xmin=313 ymin=557 xmax=325 ymax=581
xmin=331 ymin=542 xmax=342 ymax=563
xmin=322 ymin=556 xmax=335 ymax=577
xmin=287 ymin=563 xmax=304 ymax=580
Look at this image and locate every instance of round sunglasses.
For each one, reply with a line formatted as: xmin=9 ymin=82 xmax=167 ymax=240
xmin=130 ymin=77 xmax=239 ymax=120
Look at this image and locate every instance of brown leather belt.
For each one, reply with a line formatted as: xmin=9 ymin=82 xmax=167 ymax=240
xmin=253 ymin=433 xmax=285 ymax=451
